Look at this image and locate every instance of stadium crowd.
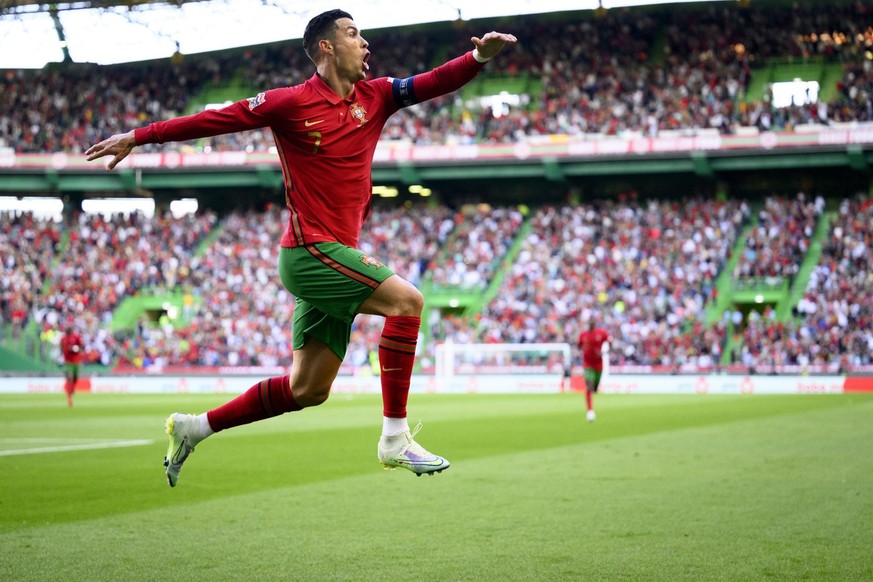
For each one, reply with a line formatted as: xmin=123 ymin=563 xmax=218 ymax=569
xmin=733 ymin=192 xmax=824 ymax=285
xmin=2 ymin=3 xmax=872 ymax=376
xmin=2 ymin=3 xmax=872 ymax=154
xmin=2 ymin=190 xmax=872 ymax=374
xmin=2 ymin=209 xmax=216 ymax=366
xmin=470 ymin=196 xmax=748 ymax=371
xmin=427 ymin=204 xmax=525 ymax=291
xmin=736 ymin=193 xmax=873 ymax=372
xmin=0 ymin=212 xmax=61 ymax=337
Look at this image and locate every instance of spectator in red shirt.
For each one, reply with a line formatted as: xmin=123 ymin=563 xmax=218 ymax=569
xmin=59 ymin=326 xmax=84 ymax=407
xmin=577 ymin=318 xmax=610 ymax=422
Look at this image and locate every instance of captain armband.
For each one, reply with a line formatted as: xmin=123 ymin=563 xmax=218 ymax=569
xmin=389 ymin=76 xmax=418 ymax=108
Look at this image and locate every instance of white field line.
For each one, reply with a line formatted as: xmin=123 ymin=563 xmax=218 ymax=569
xmin=0 ymin=438 xmax=155 ymax=456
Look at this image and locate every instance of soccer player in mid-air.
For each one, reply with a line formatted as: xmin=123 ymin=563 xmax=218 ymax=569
xmin=86 ymin=9 xmax=516 ymax=486
xmin=577 ymin=317 xmax=610 ymax=422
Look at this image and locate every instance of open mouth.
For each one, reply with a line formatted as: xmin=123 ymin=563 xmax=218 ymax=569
xmin=363 ymin=52 xmax=370 ymax=71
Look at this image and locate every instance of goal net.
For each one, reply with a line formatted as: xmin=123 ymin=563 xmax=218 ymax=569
xmin=432 ymin=342 xmax=572 ymax=394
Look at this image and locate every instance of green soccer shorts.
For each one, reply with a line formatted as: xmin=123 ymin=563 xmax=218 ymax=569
xmin=64 ymin=362 xmax=80 ymax=382
xmin=278 ymin=242 xmax=395 ymax=360
xmin=584 ymin=367 xmax=603 ymax=392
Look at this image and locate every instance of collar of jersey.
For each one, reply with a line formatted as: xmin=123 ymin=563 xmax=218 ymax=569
xmin=309 ymin=72 xmax=357 ymax=105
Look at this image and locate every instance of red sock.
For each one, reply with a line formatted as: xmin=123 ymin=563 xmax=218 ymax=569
xmin=206 ymin=375 xmax=300 ymax=432
xmin=379 ymin=315 xmax=420 ymax=418
xmin=585 ymin=390 xmax=593 ymax=412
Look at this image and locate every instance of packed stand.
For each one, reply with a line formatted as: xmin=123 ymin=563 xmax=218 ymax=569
xmin=0 ymin=212 xmax=62 ymax=337
xmin=30 ymin=210 xmax=217 ymax=366
xmin=427 ymin=204 xmax=524 ymax=290
xmin=462 ymin=196 xmax=750 ymax=371
xmin=3 ymin=4 xmax=873 ymax=154
xmin=0 ymin=55 xmax=236 ymax=153
xmin=110 ymin=205 xmax=294 ymax=370
xmin=834 ymin=60 xmax=873 ymax=123
xmin=7 ymin=194 xmax=871 ymax=375
xmin=738 ymin=193 xmax=873 ymax=372
xmin=733 ymin=192 xmax=824 ymax=286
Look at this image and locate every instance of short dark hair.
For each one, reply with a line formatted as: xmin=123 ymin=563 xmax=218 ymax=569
xmin=303 ymin=9 xmax=353 ymax=62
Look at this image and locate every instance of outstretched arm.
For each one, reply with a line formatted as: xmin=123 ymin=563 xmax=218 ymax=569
xmin=85 ymin=130 xmax=136 ymax=171
xmin=392 ymin=30 xmax=517 ymax=108
xmin=86 ymin=94 xmax=278 ymax=171
xmin=470 ymin=31 xmax=518 ymax=61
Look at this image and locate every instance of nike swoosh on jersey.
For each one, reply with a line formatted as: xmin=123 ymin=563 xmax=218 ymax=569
xmin=304 ymin=119 xmax=325 ymax=127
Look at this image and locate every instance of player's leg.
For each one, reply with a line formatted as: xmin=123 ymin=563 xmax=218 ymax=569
xmin=584 ymin=367 xmax=596 ymax=422
xmin=591 ymin=369 xmax=602 ymax=393
xmin=163 ymin=338 xmax=341 ymax=487
xmin=359 ymin=275 xmax=449 ymax=475
xmin=163 ymin=245 xmax=357 ymax=487
xmin=164 ymin=291 xmax=346 ymax=487
xmin=277 ymin=243 xmax=445 ymax=474
xmin=71 ymin=364 xmax=79 ymax=405
xmin=358 ymin=274 xmax=422 ymax=429
xmin=63 ymin=364 xmax=75 ymax=407
xmin=206 ymin=339 xmax=341 ymax=430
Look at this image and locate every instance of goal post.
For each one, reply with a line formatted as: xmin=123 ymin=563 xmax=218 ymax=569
xmin=433 ymin=342 xmax=572 ymax=394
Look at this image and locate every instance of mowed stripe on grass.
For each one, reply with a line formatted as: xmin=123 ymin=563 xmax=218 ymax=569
xmin=0 ymin=438 xmax=155 ymax=456
xmin=0 ymin=392 xmax=870 ymax=581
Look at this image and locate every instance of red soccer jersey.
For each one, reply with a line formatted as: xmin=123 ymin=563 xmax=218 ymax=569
xmin=60 ymin=332 xmax=84 ymax=365
xmin=134 ymin=52 xmax=485 ymax=249
xmin=578 ymin=328 xmax=609 ymax=371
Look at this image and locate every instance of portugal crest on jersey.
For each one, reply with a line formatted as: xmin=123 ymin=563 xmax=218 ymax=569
xmin=349 ymin=102 xmax=369 ymax=127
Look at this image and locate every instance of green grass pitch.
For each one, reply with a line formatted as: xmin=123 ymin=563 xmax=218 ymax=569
xmin=1 ymin=391 xmax=871 ymax=581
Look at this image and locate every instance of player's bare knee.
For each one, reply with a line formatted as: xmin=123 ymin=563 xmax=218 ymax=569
xmin=396 ymin=287 xmax=424 ymax=316
xmin=292 ymin=382 xmax=331 ymax=408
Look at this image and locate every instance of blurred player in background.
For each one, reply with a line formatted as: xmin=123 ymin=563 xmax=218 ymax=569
xmin=59 ymin=325 xmax=84 ymax=407
xmin=86 ymin=9 xmax=516 ymax=486
xmin=577 ymin=318 xmax=609 ymax=422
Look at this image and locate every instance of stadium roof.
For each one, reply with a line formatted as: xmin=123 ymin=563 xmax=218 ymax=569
xmin=0 ymin=0 xmax=728 ymax=69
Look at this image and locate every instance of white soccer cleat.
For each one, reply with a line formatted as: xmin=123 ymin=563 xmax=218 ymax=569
xmin=164 ymin=413 xmax=198 ymax=487
xmin=587 ymin=410 xmax=596 ymax=423
xmin=377 ymin=422 xmax=450 ymax=476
